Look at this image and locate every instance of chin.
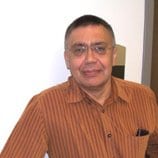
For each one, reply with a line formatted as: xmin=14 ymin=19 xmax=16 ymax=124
xmin=81 ymin=80 xmax=104 ymax=88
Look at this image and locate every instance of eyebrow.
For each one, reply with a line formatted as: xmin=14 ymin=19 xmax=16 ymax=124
xmin=91 ymin=42 xmax=108 ymax=46
xmin=72 ymin=41 xmax=108 ymax=47
xmin=72 ymin=43 xmax=86 ymax=47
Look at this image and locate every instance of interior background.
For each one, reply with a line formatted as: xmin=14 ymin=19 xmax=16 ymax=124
xmin=0 ymin=0 xmax=155 ymax=157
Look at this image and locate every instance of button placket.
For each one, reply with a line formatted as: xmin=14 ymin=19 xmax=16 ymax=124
xmin=101 ymin=111 xmax=118 ymax=158
xmin=107 ymin=133 xmax=112 ymax=138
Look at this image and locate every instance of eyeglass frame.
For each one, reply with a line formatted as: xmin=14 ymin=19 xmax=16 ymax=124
xmin=66 ymin=42 xmax=115 ymax=57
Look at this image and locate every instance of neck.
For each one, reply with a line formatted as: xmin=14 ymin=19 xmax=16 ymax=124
xmin=81 ymin=79 xmax=112 ymax=105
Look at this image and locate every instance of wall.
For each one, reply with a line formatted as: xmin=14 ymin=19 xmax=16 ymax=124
xmin=0 ymin=0 xmax=147 ymax=156
xmin=141 ymin=0 xmax=154 ymax=86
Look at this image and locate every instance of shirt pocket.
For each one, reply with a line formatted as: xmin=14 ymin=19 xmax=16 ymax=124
xmin=133 ymin=134 xmax=149 ymax=152
xmin=117 ymin=134 xmax=150 ymax=158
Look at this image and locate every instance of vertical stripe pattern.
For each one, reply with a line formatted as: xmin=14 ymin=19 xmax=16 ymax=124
xmin=1 ymin=76 xmax=158 ymax=158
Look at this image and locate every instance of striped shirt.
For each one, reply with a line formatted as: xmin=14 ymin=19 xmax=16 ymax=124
xmin=1 ymin=76 xmax=158 ymax=158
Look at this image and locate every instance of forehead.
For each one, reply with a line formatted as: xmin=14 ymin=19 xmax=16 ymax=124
xmin=67 ymin=25 xmax=113 ymax=45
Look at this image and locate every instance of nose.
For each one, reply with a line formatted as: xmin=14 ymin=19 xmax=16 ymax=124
xmin=85 ymin=48 xmax=97 ymax=63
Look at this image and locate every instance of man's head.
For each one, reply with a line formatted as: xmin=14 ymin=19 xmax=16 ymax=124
xmin=64 ymin=15 xmax=117 ymax=91
xmin=64 ymin=15 xmax=115 ymax=48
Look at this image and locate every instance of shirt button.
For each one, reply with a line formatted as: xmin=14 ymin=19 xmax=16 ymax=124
xmin=102 ymin=109 xmax=105 ymax=113
xmin=107 ymin=133 xmax=112 ymax=138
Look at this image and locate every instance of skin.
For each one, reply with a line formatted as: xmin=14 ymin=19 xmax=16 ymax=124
xmin=64 ymin=25 xmax=117 ymax=105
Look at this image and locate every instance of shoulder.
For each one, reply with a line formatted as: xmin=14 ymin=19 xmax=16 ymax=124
xmin=113 ymin=77 xmax=155 ymax=98
xmin=30 ymin=80 xmax=70 ymax=103
xmin=40 ymin=80 xmax=69 ymax=96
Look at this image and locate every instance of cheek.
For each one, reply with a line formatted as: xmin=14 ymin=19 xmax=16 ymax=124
xmin=69 ymin=58 xmax=84 ymax=71
xmin=99 ymin=57 xmax=113 ymax=68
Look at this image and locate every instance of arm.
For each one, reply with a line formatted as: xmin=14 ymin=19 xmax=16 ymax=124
xmin=146 ymin=94 xmax=158 ymax=158
xmin=146 ymin=132 xmax=158 ymax=158
xmin=0 ymin=96 xmax=48 ymax=158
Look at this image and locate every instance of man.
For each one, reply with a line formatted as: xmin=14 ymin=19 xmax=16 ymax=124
xmin=1 ymin=15 xmax=158 ymax=158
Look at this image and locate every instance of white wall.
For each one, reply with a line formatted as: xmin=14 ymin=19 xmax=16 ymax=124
xmin=0 ymin=0 xmax=146 ymax=156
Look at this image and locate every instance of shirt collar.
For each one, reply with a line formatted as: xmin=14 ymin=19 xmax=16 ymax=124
xmin=67 ymin=76 xmax=130 ymax=104
xmin=111 ymin=77 xmax=130 ymax=103
xmin=66 ymin=76 xmax=86 ymax=103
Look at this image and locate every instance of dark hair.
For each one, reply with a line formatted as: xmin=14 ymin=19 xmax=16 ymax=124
xmin=64 ymin=15 xmax=115 ymax=48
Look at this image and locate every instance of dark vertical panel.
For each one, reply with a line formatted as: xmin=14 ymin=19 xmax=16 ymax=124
xmin=151 ymin=0 xmax=158 ymax=95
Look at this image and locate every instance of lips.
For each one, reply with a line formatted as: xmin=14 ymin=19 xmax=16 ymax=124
xmin=81 ymin=69 xmax=101 ymax=77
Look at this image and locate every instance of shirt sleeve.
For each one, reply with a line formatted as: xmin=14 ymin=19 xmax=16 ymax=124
xmin=0 ymin=95 xmax=48 ymax=158
xmin=146 ymin=93 xmax=158 ymax=158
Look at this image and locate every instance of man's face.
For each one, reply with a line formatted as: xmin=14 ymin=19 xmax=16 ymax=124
xmin=64 ymin=25 xmax=116 ymax=90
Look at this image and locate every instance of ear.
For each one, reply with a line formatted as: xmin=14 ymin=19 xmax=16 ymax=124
xmin=112 ymin=46 xmax=117 ymax=66
xmin=64 ymin=51 xmax=70 ymax=69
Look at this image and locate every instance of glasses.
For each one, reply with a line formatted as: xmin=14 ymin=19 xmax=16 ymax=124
xmin=68 ymin=42 xmax=115 ymax=57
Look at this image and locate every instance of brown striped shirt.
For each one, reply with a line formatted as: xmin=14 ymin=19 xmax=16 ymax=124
xmin=1 ymin=76 xmax=158 ymax=158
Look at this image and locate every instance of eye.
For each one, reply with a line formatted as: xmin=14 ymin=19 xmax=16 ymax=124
xmin=74 ymin=46 xmax=84 ymax=52
xmin=94 ymin=45 xmax=106 ymax=54
xmin=72 ymin=45 xmax=86 ymax=56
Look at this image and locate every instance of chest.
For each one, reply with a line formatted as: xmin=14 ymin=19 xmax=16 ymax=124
xmin=45 ymin=99 xmax=155 ymax=158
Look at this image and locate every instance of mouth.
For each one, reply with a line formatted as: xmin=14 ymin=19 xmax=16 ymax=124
xmin=81 ymin=69 xmax=101 ymax=77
